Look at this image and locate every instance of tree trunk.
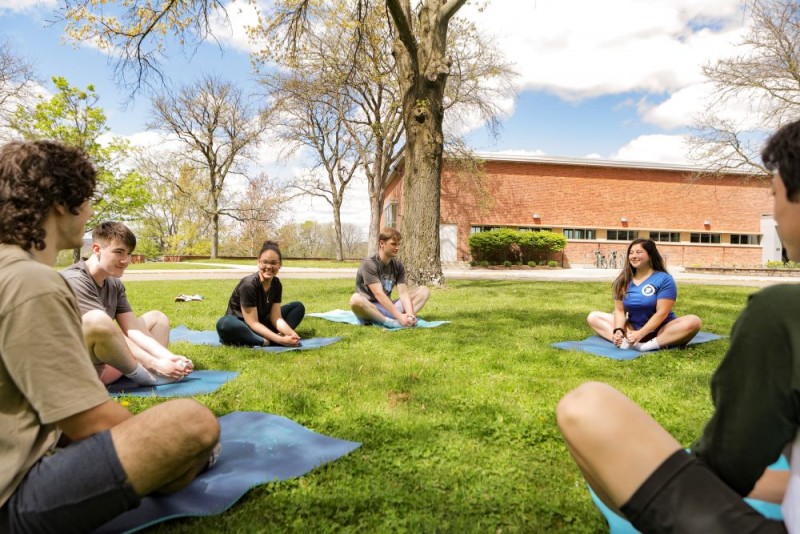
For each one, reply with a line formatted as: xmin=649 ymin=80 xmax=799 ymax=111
xmin=333 ymin=199 xmax=344 ymax=261
xmin=392 ymin=2 xmax=449 ymax=286
xmin=367 ymin=188 xmax=383 ymax=257
xmin=72 ymin=247 xmax=81 ymax=263
xmin=211 ymin=212 xmax=219 ymax=259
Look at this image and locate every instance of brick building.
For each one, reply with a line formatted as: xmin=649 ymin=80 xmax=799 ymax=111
xmin=383 ymin=154 xmax=779 ymax=268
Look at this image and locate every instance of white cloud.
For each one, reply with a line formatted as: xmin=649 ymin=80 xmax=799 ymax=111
xmin=611 ymin=134 xmax=691 ymax=164
xmin=0 ymin=0 xmax=55 ymax=11
xmin=209 ymin=1 xmax=266 ymax=54
xmin=458 ymin=0 xmax=748 ymax=100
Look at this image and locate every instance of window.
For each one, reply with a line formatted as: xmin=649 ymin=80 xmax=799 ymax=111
xmin=563 ymin=228 xmax=596 ymax=240
xmin=470 ymin=226 xmax=485 ymax=234
xmin=730 ymin=234 xmax=761 ymax=245
xmin=650 ymin=232 xmax=681 ymax=243
xmin=607 ymin=230 xmax=639 ymax=241
xmin=383 ymin=202 xmax=398 ymax=228
xmin=690 ymin=233 xmax=721 ymax=244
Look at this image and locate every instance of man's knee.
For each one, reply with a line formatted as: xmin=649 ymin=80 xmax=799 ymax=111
xmin=142 ymin=309 xmax=169 ymax=329
xmin=557 ymin=382 xmax=617 ymax=436
xmin=349 ymin=293 xmax=365 ymax=309
xmin=82 ymin=309 xmax=117 ymax=339
xmin=159 ymin=399 xmax=220 ymax=451
xmin=416 ymin=285 xmax=430 ymax=301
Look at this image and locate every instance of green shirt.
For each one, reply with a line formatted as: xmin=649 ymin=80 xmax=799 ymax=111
xmin=692 ymin=284 xmax=800 ymax=496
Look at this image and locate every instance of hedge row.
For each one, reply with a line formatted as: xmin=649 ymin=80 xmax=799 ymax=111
xmin=468 ymin=228 xmax=567 ymax=264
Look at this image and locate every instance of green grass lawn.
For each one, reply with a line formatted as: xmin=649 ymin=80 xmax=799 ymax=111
xmin=125 ymin=262 xmax=232 ymax=270
xmin=120 ymin=278 xmax=755 ymax=533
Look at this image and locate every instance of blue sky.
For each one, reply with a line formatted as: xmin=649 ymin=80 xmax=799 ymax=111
xmin=0 ymin=0 xmax=760 ymax=228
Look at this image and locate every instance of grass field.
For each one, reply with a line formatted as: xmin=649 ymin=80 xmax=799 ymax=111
xmin=120 ymin=278 xmax=755 ymax=533
xmin=183 ymin=258 xmax=362 ymax=269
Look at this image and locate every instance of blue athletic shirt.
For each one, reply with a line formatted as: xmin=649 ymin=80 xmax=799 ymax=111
xmin=621 ymin=270 xmax=677 ymax=330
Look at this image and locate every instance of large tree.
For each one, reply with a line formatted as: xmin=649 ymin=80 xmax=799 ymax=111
xmin=57 ymin=0 xmax=503 ymax=282
xmin=690 ymin=0 xmax=800 ymax=174
xmin=256 ymin=1 xmax=513 ymax=261
xmin=0 ymin=39 xmax=37 ymax=131
xmin=263 ymin=68 xmax=360 ymax=261
xmin=9 ymin=76 xmax=148 ymax=259
xmin=149 ymin=75 xmax=272 ymax=258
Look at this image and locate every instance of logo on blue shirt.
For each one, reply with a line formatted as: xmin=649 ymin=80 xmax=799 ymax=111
xmin=641 ymin=284 xmax=656 ymax=296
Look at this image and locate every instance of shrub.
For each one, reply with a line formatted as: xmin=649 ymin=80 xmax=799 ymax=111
xmin=528 ymin=261 xmax=536 ymax=267
xmin=469 ymin=228 xmax=567 ymax=264
xmin=479 ymin=260 xmax=489 ymax=267
xmin=470 ymin=260 xmax=477 ymax=267
xmin=766 ymin=260 xmax=800 ymax=269
xmin=503 ymin=260 xmax=512 ymax=267
xmin=538 ymin=260 xmax=547 ymax=266
xmin=548 ymin=260 xmax=559 ymax=267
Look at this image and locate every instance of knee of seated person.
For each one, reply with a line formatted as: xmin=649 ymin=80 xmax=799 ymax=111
xmin=586 ymin=311 xmax=601 ymax=324
xmin=293 ymin=301 xmax=306 ymax=314
xmin=417 ymin=286 xmax=431 ymax=301
xmin=689 ymin=315 xmax=702 ymax=332
xmin=349 ymin=293 xmax=364 ymax=308
xmin=82 ymin=310 xmax=117 ymax=336
xmin=165 ymin=399 xmax=220 ymax=449
xmin=144 ymin=309 xmax=169 ymax=327
xmin=557 ymin=382 xmax=615 ymax=431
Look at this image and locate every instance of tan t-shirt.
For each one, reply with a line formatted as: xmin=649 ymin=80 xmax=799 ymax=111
xmin=0 ymin=245 xmax=110 ymax=506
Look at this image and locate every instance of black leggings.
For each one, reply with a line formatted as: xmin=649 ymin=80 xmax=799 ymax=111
xmin=216 ymin=302 xmax=305 ymax=346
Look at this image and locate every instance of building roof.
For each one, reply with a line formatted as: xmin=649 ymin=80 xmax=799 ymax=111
xmin=472 ymin=152 xmax=765 ymax=176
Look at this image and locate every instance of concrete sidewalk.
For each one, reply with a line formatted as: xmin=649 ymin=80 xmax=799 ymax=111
xmin=121 ymin=263 xmax=800 ymax=287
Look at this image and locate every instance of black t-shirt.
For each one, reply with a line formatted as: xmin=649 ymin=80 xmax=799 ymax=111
xmin=225 ymin=273 xmax=282 ymax=327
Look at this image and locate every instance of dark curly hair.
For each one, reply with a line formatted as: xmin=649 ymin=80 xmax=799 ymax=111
xmin=0 ymin=140 xmax=96 ymax=251
xmin=762 ymin=119 xmax=800 ymax=201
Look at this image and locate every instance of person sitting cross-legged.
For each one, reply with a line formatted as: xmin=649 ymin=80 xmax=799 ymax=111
xmin=349 ymin=227 xmax=430 ymax=328
xmin=61 ymin=221 xmax=193 ymax=386
xmin=0 ymin=140 xmax=220 ymax=533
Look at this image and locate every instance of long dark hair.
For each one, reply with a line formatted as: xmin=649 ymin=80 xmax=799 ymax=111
xmin=612 ymin=238 xmax=667 ymax=300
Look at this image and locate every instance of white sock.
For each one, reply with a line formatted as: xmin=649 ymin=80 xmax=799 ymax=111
xmin=619 ymin=339 xmax=630 ymax=350
xmin=124 ymin=363 xmax=176 ymax=386
xmin=382 ymin=318 xmax=401 ymax=328
xmin=634 ymin=338 xmax=661 ymax=352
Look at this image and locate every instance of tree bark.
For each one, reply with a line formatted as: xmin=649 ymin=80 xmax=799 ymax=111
xmin=388 ymin=0 xmax=465 ymax=286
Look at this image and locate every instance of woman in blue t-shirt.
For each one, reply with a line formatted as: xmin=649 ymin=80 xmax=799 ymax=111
xmin=587 ymin=238 xmax=701 ymax=352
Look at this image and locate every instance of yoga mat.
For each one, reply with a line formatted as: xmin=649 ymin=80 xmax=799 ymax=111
xmin=95 ymin=411 xmax=361 ymax=533
xmin=551 ymin=331 xmax=724 ymax=361
xmin=307 ymin=309 xmax=450 ymax=329
xmin=170 ymin=325 xmax=342 ymax=352
xmin=108 ymin=370 xmax=239 ymax=398
xmin=589 ymin=456 xmax=788 ymax=532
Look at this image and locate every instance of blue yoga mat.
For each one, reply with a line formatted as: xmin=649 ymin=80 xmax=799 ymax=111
xmin=551 ymin=331 xmax=724 ymax=360
xmin=108 ymin=370 xmax=239 ymax=398
xmin=307 ymin=309 xmax=450 ymax=329
xmin=95 ymin=411 xmax=361 ymax=533
xmin=170 ymin=325 xmax=342 ymax=352
xmin=589 ymin=455 xmax=788 ymax=532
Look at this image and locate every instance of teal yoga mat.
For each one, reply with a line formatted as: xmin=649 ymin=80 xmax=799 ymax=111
xmin=307 ymin=309 xmax=450 ymax=329
xmin=107 ymin=370 xmax=239 ymax=398
xmin=551 ymin=331 xmax=724 ymax=360
xmin=170 ymin=325 xmax=342 ymax=351
xmin=94 ymin=411 xmax=361 ymax=533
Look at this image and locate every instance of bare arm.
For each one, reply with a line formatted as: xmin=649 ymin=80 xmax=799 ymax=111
xmin=242 ymin=305 xmax=298 ymax=346
xmin=367 ymin=281 xmax=414 ymax=326
xmin=269 ymin=303 xmax=300 ymax=345
xmin=747 ymin=469 xmax=789 ymax=504
xmin=612 ymin=299 xmax=627 ymax=346
xmin=56 ymin=399 xmax=132 ymax=442
xmin=627 ymin=299 xmax=674 ymax=344
xmin=396 ymin=283 xmax=417 ymax=325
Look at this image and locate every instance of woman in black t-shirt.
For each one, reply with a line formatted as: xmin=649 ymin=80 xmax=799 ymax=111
xmin=215 ymin=241 xmax=304 ymax=346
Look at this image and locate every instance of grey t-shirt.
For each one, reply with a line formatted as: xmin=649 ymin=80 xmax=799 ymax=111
xmin=355 ymin=255 xmax=406 ymax=302
xmin=61 ymin=260 xmax=133 ymax=318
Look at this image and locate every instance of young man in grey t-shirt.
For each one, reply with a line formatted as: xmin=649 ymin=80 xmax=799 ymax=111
xmin=350 ymin=227 xmax=430 ymax=327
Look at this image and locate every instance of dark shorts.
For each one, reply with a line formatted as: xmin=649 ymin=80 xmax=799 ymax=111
xmin=631 ymin=315 xmax=675 ymax=343
xmin=1 ymin=430 xmax=140 ymax=533
xmin=621 ymin=449 xmax=786 ymax=534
